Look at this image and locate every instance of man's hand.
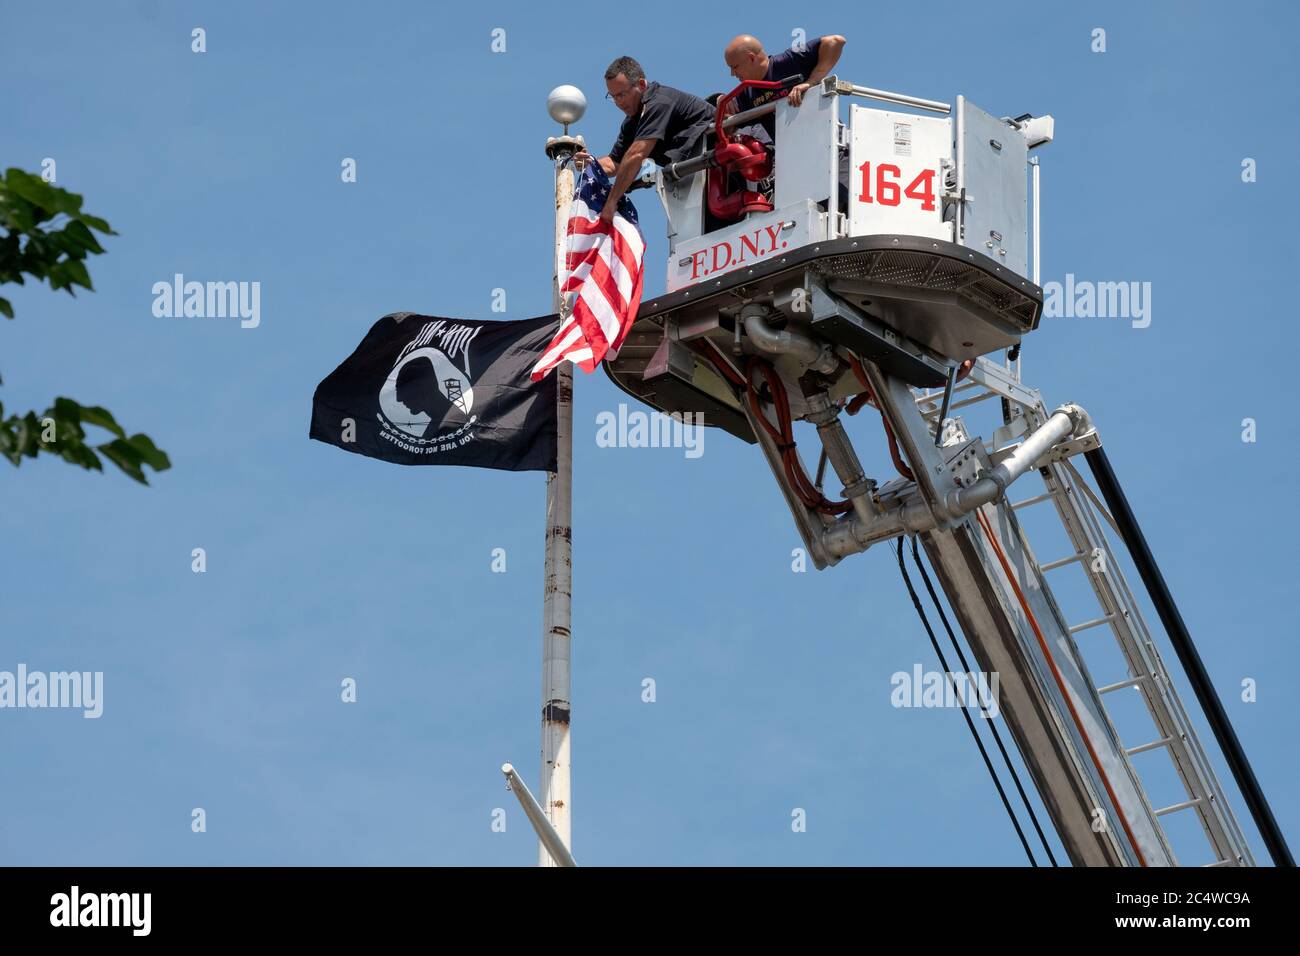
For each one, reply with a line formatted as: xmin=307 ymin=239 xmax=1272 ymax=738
xmin=788 ymin=82 xmax=813 ymax=107
xmin=575 ymin=152 xmax=617 ymax=175
xmin=602 ymin=138 xmax=656 ymax=225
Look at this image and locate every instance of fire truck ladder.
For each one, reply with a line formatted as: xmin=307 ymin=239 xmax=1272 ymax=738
xmin=605 ymin=246 xmax=1292 ymax=866
xmin=906 ymin=357 xmax=1262 ymax=866
xmin=724 ymin=323 xmax=1290 ymax=865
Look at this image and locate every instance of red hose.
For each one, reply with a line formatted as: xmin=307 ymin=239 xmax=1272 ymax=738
xmin=847 ymin=356 xmax=915 ymax=482
xmin=693 ymin=340 xmax=850 ymax=515
xmin=693 ymin=340 xmax=918 ymax=507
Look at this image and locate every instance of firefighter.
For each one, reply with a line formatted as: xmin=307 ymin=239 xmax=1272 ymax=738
xmin=723 ymin=34 xmax=849 ymax=208
xmin=575 ymin=56 xmax=714 ymax=223
xmin=723 ymin=33 xmax=846 ymax=130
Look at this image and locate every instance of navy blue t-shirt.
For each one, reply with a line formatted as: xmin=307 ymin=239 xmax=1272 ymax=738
xmin=735 ymin=39 xmax=822 ymax=138
xmin=609 ymin=82 xmax=714 ymax=167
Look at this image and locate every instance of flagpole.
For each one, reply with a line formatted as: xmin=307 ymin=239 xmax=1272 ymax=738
xmin=540 ymin=86 xmax=585 ymax=867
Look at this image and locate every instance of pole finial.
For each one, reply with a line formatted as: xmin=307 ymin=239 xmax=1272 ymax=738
xmin=547 ymin=85 xmax=586 ymax=135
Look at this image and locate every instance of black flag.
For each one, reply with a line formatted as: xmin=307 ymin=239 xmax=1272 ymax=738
xmin=310 ymin=312 xmax=558 ymax=472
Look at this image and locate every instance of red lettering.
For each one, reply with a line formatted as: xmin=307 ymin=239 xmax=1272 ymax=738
xmin=739 ymin=231 xmax=762 ymax=263
xmin=711 ymin=241 xmax=733 ymax=272
xmin=904 ymin=169 xmax=936 ymax=211
xmin=877 ymin=164 xmax=901 ymax=205
xmin=689 ymin=249 xmax=708 ymax=280
xmin=859 ymin=161 xmax=938 ymax=212
xmin=763 ymin=225 xmax=783 ymax=251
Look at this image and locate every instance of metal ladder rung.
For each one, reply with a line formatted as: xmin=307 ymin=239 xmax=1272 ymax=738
xmin=916 ymin=380 xmax=983 ymax=406
xmin=1014 ymin=447 xmax=1253 ymax=864
xmin=1041 ymin=553 xmax=1085 ymax=572
xmin=1011 ymin=491 xmax=1057 ymax=510
xmin=922 ymin=391 xmax=997 ymax=418
xmin=1126 ymin=736 xmax=1173 ymax=757
xmin=1068 ymin=613 xmax=1116 ymax=634
xmin=1155 ymin=796 xmax=1203 ymax=817
xmin=1098 ymin=674 xmax=1148 ymax=694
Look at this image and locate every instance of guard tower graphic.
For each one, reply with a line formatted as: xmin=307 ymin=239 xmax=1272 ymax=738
xmin=444 ymin=377 xmax=464 ymax=409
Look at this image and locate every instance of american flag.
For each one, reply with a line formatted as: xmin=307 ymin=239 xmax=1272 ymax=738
xmin=531 ymin=163 xmax=645 ymax=381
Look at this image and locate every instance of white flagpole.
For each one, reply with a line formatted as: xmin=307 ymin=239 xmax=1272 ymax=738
xmin=539 ymin=86 xmax=585 ymax=867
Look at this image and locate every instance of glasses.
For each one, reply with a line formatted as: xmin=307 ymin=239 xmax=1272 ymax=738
xmin=604 ymin=86 xmax=637 ymax=102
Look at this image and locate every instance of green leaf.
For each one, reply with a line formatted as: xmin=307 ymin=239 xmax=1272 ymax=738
xmin=45 ymin=262 xmax=72 ymax=293
xmin=97 ymin=438 xmax=147 ymax=484
xmin=123 ymin=432 xmax=171 ymax=472
xmin=0 ymin=168 xmax=156 ymax=486
xmin=74 ymin=401 xmax=126 ymax=439
xmin=78 ymin=213 xmax=116 ymax=236
xmin=61 ymin=258 xmax=93 ymax=291
xmin=2 ymin=397 xmax=166 ymax=484
xmin=3 ymin=169 xmax=55 ymax=208
xmin=4 ymin=169 xmax=60 ymax=210
xmin=5 ymin=168 xmax=85 ymax=218
xmin=1 ymin=168 xmax=114 ymax=310
xmin=16 ymin=412 xmax=40 ymax=458
xmin=61 ymin=220 xmax=105 ymax=255
xmin=65 ymin=442 xmax=102 ymax=470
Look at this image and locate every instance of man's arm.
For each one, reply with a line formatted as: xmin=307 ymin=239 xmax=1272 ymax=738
xmin=788 ymin=35 xmax=846 ymax=106
xmin=574 ymin=152 xmax=617 ymax=175
xmin=599 ymin=138 xmax=656 ymax=221
xmin=578 ymin=117 xmax=632 ymax=176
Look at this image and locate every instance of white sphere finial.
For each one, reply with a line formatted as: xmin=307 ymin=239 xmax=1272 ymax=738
xmin=547 ymin=85 xmax=586 ymax=128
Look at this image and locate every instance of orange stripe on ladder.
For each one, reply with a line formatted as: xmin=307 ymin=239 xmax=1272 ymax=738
xmin=973 ymin=507 xmax=1149 ymax=867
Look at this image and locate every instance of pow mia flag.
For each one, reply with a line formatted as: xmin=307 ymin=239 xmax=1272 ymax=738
xmin=310 ymin=312 xmax=558 ymax=472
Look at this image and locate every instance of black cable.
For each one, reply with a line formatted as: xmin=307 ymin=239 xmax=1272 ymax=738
xmin=1085 ymin=447 xmax=1295 ymax=867
xmin=908 ymin=535 xmax=1060 ymax=867
xmin=893 ymin=537 xmax=1039 ymax=866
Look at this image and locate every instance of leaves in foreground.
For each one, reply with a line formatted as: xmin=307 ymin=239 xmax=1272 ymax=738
xmin=0 ymin=167 xmax=118 ymax=321
xmin=0 ymin=397 xmax=171 ymax=485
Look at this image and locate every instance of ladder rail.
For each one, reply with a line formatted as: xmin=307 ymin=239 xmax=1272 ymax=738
xmin=1040 ymin=459 xmax=1231 ymax=862
xmin=1025 ymin=404 xmax=1255 ymax=865
xmin=912 ymin=359 xmax=1256 ymax=865
xmin=996 ymin=496 xmax=1178 ymax=865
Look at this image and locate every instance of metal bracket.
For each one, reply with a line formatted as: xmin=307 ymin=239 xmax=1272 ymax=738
xmin=544 ymin=133 xmax=585 ymax=161
xmin=823 ymin=75 xmax=854 ymax=95
xmin=804 ymin=272 xmax=949 ymax=388
xmin=502 ymin=763 xmax=577 ymax=867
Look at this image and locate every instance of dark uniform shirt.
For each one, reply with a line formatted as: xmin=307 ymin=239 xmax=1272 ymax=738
xmin=609 ymin=81 xmax=714 ymax=168
xmin=734 ymin=39 xmax=823 ymax=139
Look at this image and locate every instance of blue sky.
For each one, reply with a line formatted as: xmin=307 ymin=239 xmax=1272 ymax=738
xmin=1 ymin=0 xmax=1296 ymax=866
